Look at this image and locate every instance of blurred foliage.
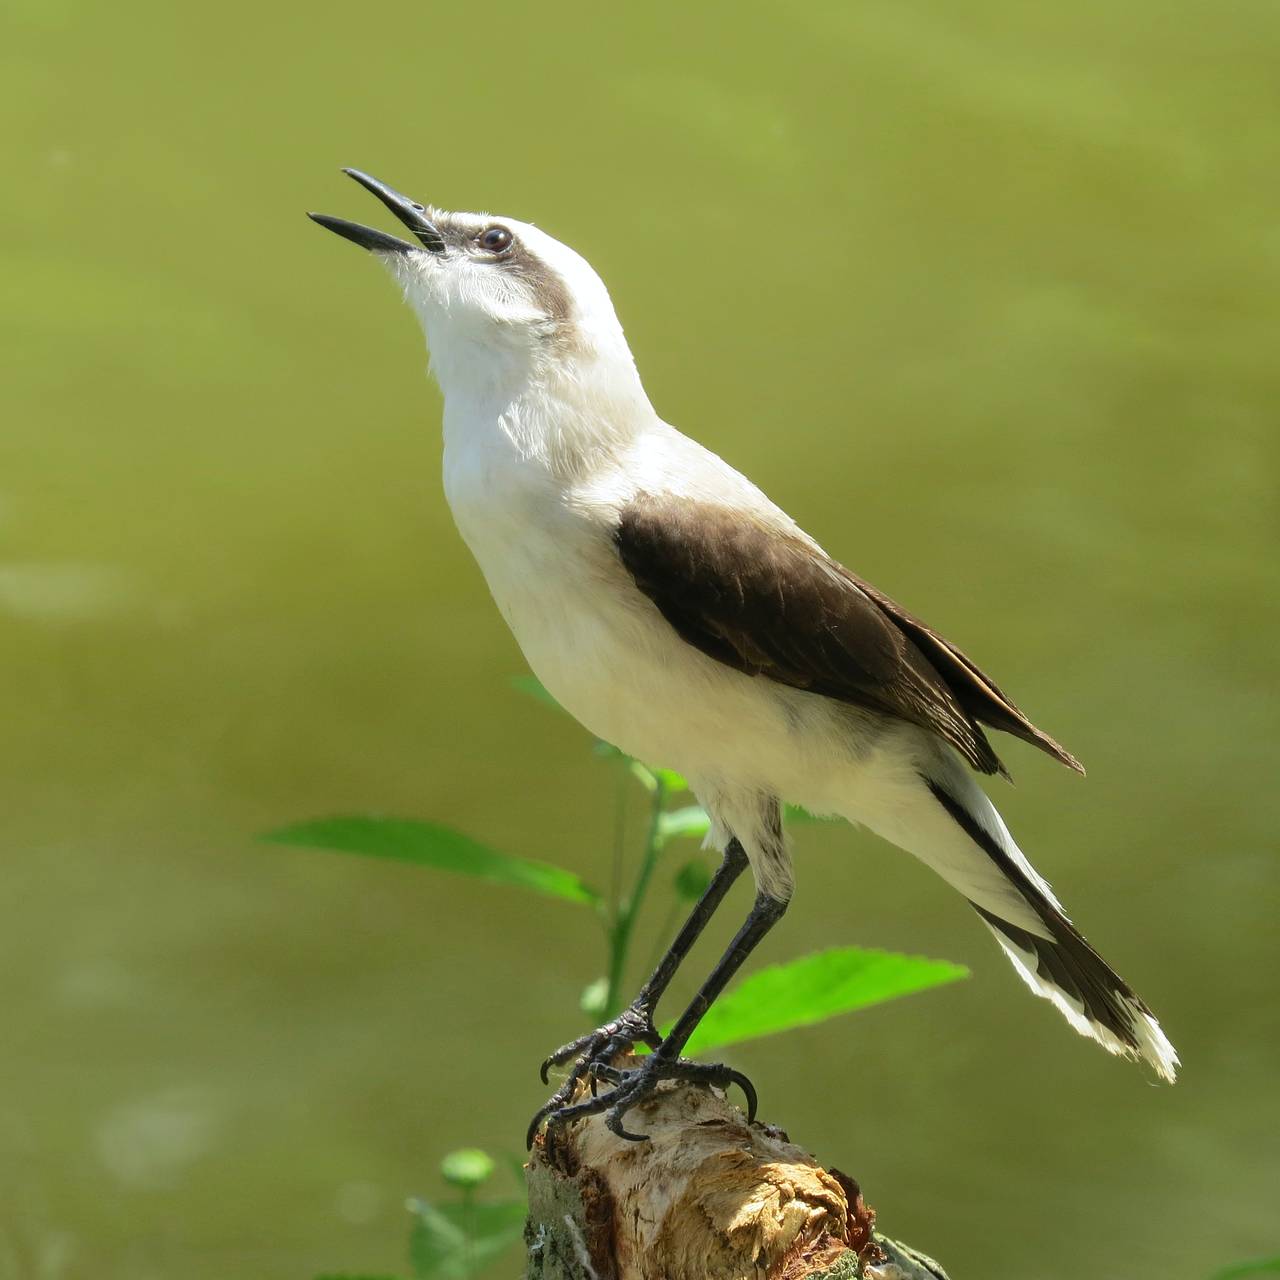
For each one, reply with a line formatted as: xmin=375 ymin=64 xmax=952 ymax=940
xmin=406 ymin=1197 xmax=525 ymax=1280
xmin=314 ymin=1146 xmax=526 ymax=1280
xmin=279 ymin=679 xmax=965 ymax=1276
xmin=438 ymin=1150 xmax=495 ymax=1190
xmin=264 ymin=816 xmax=601 ymax=906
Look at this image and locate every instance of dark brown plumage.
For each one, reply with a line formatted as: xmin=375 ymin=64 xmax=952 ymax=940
xmin=614 ymin=494 xmax=1083 ymax=779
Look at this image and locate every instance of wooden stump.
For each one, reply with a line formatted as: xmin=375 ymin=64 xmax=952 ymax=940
xmin=525 ymin=1065 xmax=950 ymax=1280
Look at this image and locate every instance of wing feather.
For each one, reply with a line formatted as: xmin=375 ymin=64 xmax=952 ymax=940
xmin=615 ymin=494 xmax=1082 ymax=778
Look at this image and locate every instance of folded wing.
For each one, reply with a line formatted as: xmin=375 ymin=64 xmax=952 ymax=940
xmin=614 ymin=494 xmax=1082 ymax=778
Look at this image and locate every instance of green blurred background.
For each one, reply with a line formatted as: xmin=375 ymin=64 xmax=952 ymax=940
xmin=3 ymin=0 xmax=1278 ymax=1275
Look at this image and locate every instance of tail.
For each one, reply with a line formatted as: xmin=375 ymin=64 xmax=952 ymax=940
xmin=972 ymin=901 xmax=1178 ymax=1082
xmin=914 ymin=773 xmax=1179 ymax=1082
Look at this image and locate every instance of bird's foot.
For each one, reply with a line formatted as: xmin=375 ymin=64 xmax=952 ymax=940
xmin=529 ymin=1050 xmax=757 ymax=1146
xmin=526 ymin=1003 xmax=662 ymax=1148
xmin=537 ymin=1002 xmax=662 ymax=1086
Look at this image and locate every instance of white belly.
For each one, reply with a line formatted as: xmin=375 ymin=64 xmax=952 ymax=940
xmin=447 ymin=478 xmax=823 ymax=794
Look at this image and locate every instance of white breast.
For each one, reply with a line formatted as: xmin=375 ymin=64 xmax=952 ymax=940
xmin=443 ymin=412 xmax=795 ymax=783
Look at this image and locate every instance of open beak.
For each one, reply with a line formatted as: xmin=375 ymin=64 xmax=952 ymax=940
xmin=308 ymin=169 xmax=446 ymax=255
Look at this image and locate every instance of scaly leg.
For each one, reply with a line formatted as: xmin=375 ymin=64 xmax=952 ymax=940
xmin=539 ymin=886 xmax=790 ymax=1143
xmin=526 ymin=841 xmax=749 ymax=1148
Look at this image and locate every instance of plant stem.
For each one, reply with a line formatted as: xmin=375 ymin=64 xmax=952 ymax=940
xmin=602 ymin=776 xmax=667 ymax=1018
xmin=462 ymin=1186 xmax=474 ymax=1276
xmin=607 ymin=762 xmax=629 ymax=926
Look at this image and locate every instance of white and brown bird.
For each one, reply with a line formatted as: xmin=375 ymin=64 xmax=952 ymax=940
xmin=309 ymin=169 xmax=1178 ymax=1143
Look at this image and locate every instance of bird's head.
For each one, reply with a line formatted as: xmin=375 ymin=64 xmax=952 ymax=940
xmin=310 ymin=169 xmax=635 ymax=400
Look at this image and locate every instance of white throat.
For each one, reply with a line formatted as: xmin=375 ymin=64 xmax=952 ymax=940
xmin=421 ymin=290 xmax=657 ymax=485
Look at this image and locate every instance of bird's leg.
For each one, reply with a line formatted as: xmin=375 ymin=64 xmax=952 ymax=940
xmin=537 ymin=840 xmax=749 ymax=1079
xmin=535 ymin=886 xmax=790 ymax=1144
xmin=527 ymin=840 xmax=749 ymax=1148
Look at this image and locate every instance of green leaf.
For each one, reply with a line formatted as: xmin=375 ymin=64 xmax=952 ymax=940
xmin=510 ymin=674 xmax=563 ymax=711
xmin=657 ymin=805 xmax=712 ymax=843
xmin=660 ymin=946 xmax=968 ymax=1055
xmin=649 ymin=766 xmax=690 ymax=792
xmin=408 ymin=1201 xmax=467 ymax=1279
xmin=440 ymin=1149 xmax=494 ymax=1190
xmin=263 ymin=817 xmax=600 ymax=906
xmin=316 ymin=1274 xmax=403 ymax=1279
xmin=674 ymin=857 xmax=713 ymax=902
xmin=408 ymin=1198 xmax=526 ymax=1279
xmin=1211 ymin=1260 xmax=1280 ymax=1280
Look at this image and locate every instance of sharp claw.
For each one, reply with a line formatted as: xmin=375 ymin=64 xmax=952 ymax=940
xmin=728 ymin=1068 xmax=758 ymax=1122
xmin=526 ymin=1084 xmax=572 ymax=1149
xmin=526 ymin=1107 xmax=548 ymax=1149
xmin=606 ymin=1102 xmax=649 ymax=1142
xmin=538 ymin=1028 xmax=612 ymax=1085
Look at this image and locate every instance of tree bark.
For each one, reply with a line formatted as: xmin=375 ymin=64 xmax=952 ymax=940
xmin=524 ymin=1065 xmax=951 ymax=1280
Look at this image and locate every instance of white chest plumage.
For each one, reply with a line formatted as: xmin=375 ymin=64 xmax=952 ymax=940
xmin=443 ymin=402 xmax=639 ymax=739
xmin=441 ymin=402 xmax=804 ymax=790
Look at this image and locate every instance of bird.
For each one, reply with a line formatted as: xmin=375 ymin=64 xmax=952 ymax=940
xmin=309 ymin=169 xmax=1178 ymax=1144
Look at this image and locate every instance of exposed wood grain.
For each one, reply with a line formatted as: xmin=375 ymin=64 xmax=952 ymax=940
xmin=524 ymin=1064 xmax=950 ymax=1280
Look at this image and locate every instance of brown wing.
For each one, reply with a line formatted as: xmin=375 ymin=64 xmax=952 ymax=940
xmin=614 ymin=494 xmax=1083 ymax=778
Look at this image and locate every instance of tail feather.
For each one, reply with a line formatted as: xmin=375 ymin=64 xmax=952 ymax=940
xmin=923 ymin=775 xmax=1178 ymax=1082
xmin=975 ymin=904 xmax=1179 ymax=1082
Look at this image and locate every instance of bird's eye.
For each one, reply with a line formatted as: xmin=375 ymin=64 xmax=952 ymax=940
xmin=477 ymin=225 xmax=513 ymax=253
